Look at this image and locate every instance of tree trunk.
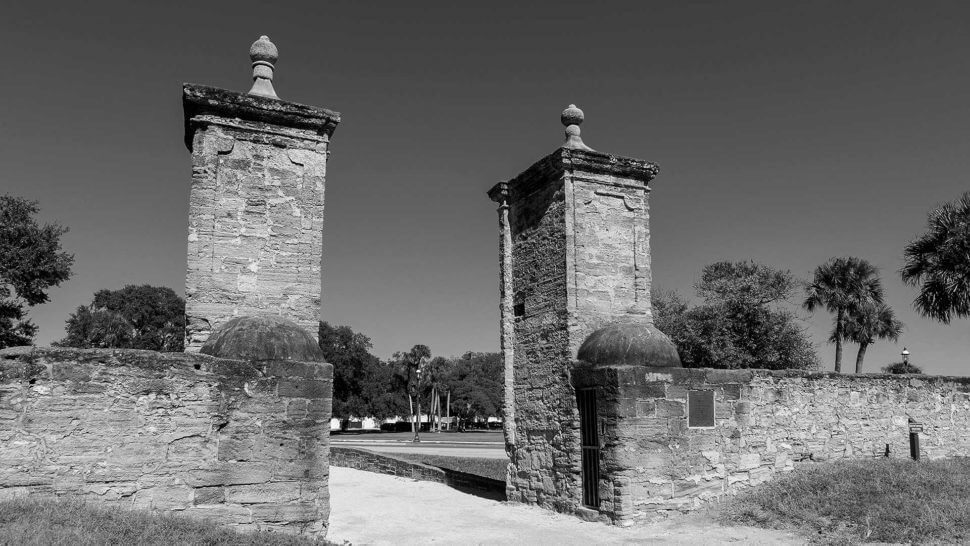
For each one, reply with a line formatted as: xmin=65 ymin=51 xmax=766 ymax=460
xmin=431 ymin=386 xmax=441 ymax=432
xmin=414 ymin=399 xmax=422 ymax=442
xmin=855 ymin=342 xmax=869 ymax=374
xmin=434 ymin=389 xmax=441 ymax=432
xmin=446 ymin=390 xmax=451 ymax=431
xmin=834 ymin=308 xmax=844 ymax=373
xmin=429 ymin=386 xmax=437 ymax=432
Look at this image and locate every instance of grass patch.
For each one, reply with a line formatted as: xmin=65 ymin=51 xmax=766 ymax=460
xmin=0 ymin=497 xmax=329 ymax=546
xmin=717 ymin=457 xmax=970 ymax=544
xmin=386 ymin=453 xmax=508 ymax=482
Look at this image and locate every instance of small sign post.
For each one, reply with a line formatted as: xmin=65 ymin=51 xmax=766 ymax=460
xmin=909 ymin=420 xmax=922 ymax=461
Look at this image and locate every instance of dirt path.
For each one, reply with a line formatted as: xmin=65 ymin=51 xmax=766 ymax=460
xmin=328 ymin=467 xmax=803 ymax=545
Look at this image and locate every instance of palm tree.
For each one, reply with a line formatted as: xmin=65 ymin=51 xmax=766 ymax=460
xmin=390 ymin=344 xmax=431 ymax=442
xmin=804 ymin=257 xmax=884 ymax=372
xmin=901 ymin=192 xmax=970 ymax=324
xmin=841 ymin=302 xmax=904 ymax=373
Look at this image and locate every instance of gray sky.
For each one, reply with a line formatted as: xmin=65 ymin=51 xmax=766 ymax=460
xmin=2 ymin=1 xmax=967 ymax=375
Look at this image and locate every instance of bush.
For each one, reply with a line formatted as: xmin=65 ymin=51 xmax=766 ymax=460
xmin=883 ymin=361 xmax=923 ymax=374
xmin=380 ymin=421 xmax=413 ymax=433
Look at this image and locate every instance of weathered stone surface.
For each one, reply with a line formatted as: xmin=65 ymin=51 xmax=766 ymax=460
xmin=182 ymin=84 xmax=339 ymax=350
xmin=577 ymin=322 xmax=681 ymax=368
xmin=489 ymin=133 xmax=666 ymax=519
xmin=490 ymin=120 xmax=970 ymax=528
xmin=200 ymin=315 xmax=324 ymax=362
xmin=0 ymin=347 xmax=332 ymax=538
xmin=581 ymin=365 xmax=970 ymax=525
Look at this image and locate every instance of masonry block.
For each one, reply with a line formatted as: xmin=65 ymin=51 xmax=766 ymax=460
xmin=182 ymin=84 xmax=340 ymax=350
xmin=0 ymin=346 xmax=333 ymax=538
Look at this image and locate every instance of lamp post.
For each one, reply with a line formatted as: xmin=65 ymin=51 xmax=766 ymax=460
xmin=412 ymin=357 xmax=428 ymax=443
xmin=901 ymin=347 xmax=921 ymax=460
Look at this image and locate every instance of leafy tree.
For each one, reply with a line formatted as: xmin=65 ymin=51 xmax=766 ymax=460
xmin=319 ymin=321 xmax=382 ymax=426
xmin=653 ymin=261 xmax=819 ymax=370
xmin=841 ymin=302 xmax=904 ymax=374
xmin=360 ymin=361 xmax=410 ymax=421
xmin=901 ymin=192 xmax=970 ymax=324
xmin=440 ymin=352 xmax=503 ymax=426
xmin=422 ymin=356 xmax=452 ymax=431
xmin=57 ymin=285 xmax=184 ymax=351
xmin=389 ymin=344 xmax=432 ymax=439
xmin=804 ymin=257 xmax=884 ymax=372
xmin=57 ymin=306 xmax=134 ymax=349
xmin=0 ymin=195 xmax=73 ymax=348
xmin=883 ymin=361 xmax=923 ymax=374
xmin=697 ymin=260 xmax=797 ymax=307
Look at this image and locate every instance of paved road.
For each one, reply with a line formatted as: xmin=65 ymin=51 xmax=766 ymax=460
xmin=328 ymin=466 xmax=802 ymax=545
xmin=331 ymin=430 xmax=507 ymax=459
xmin=331 ymin=431 xmax=505 ymax=443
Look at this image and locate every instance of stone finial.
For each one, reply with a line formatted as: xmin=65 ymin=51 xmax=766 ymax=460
xmin=561 ymin=104 xmax=593 ymax=151
xmin=249 ymin=36 xmax=279 ymax=99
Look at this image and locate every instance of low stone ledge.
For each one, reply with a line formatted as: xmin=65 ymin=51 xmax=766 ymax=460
xmin=330 ymin=446 xmax=506 ymax=501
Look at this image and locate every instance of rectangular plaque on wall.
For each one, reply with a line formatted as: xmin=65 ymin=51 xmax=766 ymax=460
xmin=688 ymin=390 xmax=715 ymax=427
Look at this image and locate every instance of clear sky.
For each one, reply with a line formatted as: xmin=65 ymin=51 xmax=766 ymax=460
xmin=2 ymin=1 xmax=967 ymax=375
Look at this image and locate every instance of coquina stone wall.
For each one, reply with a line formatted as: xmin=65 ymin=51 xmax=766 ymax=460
xmin=503 ymin=151 xmax=579 ymax=512
xmin=331 ymin=447 xmax=506 ymax=500
xmin=571 ymin=364 xmax=970 ymax=525
xmin=491 ymin=143 xmax=663 ymax=518
xmin=182 ymin=84 xmax=339 ymax=351
xmin=0 ymin=346 xmax=333 ymax=537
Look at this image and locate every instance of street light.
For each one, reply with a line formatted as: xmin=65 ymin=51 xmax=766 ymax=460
xmin=412 ymin=358 xmax=427 ymax=443
xmin=901 ymin=347 xmax=910 ymax=364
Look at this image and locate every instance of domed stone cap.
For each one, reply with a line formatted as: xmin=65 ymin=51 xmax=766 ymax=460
xmin=201 ymin=315 xmax=324 ymax=362
xmin=561 ymin=104 xmax=584 ymax=127
xmin=577 ymin=321 xmax=682 ymax=368
xmin=249 ymin=35 xmax=279 ymax=64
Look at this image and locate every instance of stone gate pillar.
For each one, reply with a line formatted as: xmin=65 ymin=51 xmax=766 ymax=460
xmin=488 ymin=105 xmax=679 ymax=519
xmin=182 ymin=36 xmax=340 ymax=351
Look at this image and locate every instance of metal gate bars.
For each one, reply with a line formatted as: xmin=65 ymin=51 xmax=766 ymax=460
xmin=576 ymin=388 xmax=601 ymax=508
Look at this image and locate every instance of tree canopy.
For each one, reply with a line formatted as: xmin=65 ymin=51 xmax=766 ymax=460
xmin=440 ymin=352 xmax=503 ymax=422
xmin=314 ymin=324 xmax=504 ymax=426
xmin=804 ymin=257 xmax=884 ymax=373
xmin=841 ymin=302 xmax=903 ymax=374
xmin=56 ymin=285 xmax=184 ymax=351
xmin=0 ymin=195 xmax=73 ymax=348
xmin=654 ymin=261 xmax=819 ymax=370
xmin=319 ymin=321 xmax=383 ymax=421
xmin=901 ymin=192 xmax=970 ymax=324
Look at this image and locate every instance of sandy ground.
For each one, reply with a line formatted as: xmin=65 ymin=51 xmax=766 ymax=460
xmin=328 ymin=467 xmax=804 ymax=545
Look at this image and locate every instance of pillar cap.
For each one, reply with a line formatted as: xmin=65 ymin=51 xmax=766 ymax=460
xmin=249 ymin=35 xmax=279 ymax=64
xmin=249 ymin=35 xmax=279 ymax=98
xmin=181 ymin=83 xmax=341 ymax=150
xmin=561 ymin=104 xmax=593 ymax=151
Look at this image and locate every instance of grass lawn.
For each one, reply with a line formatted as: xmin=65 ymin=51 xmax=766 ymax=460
xmin=717 ymin=457 xmax=970 ymax=545
xmin=0 ymin=497 xmax=328 ymax=546
xmin=387 ymin=453 xmax=508 ymax=482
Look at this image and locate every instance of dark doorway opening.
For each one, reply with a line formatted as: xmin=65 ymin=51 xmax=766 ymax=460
xmin=576 ymin=387 xmax=601 ymax=508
